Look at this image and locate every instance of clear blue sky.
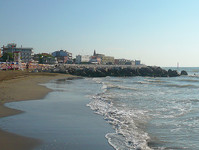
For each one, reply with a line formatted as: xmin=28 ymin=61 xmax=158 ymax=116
xmin=1 ymin=0 xmax=199 ymax=67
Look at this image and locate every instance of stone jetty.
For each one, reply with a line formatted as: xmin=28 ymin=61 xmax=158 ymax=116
xmin=48 ymin=64 xmax=188 ymax=77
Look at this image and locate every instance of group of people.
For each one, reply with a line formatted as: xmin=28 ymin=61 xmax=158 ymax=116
xmin=0 ymin=62 xmax=23 ymax=70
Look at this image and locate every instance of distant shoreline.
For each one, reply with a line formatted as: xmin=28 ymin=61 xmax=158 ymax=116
xmin=0 ymin=71 xmax=76 ymax=150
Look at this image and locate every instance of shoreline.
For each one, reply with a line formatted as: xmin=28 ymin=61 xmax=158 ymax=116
xmin=0 ymin=71 xmax=76 ymax=150
xmin=1 ymin=75 xmax=115 ymax=150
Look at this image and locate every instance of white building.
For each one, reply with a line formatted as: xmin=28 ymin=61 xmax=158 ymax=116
xmin=76 ymin=55 xmax=81 ymax=64
xmin=82 ymin=55 xmax=90 ymax=62
xmin=76 ymin=55 xmax=91 ymax=64
xmin=2 ymin=43 xmax=33 ymax=63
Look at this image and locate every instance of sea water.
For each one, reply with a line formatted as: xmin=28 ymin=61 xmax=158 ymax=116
xmin=85 ymin=67 xmax=199 ymax=150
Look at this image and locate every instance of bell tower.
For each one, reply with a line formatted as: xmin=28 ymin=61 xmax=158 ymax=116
xmin=93 ymin=50 xmax=96 ymax=56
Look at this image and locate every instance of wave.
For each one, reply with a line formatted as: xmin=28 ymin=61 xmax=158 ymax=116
xmin=164 ymin=84 xmax=198 ymax=88
xmin=178 ymin=79 xmax=199 ymax=82
xmin=104 ymin=83 xmax=137 ymax=91
xmin=134 ymin=79 xmax=198 ymax=89
xmin=134 ymin=81 xmax=151 ymax=85
xmin=89 ymin=76 xmax=199 ymax=150
xmin=134 ymin=81 xmax=165 ymax=87
xmin=145 ymin=79 xmax=167 ymax=83
xmin=87 ymin=93 xmax=152 ymax=150
xmin=109 ymin=79 xmax=123 ymax=83
xmin=188 ymin=74 xmax=199 ymax=79
xmin=92 ymin=78 xmax=103 ymax=84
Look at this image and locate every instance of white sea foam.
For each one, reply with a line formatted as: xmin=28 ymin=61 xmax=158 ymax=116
xmin=87 ymin=80 xmax=152 ymax=150
xmin=88 ymin=74 xmax=199 ymax=150
xmin=88 ymin=96 xmax=152 ymax=150
xmin=103 ymin=83 xmax=137 ymax=91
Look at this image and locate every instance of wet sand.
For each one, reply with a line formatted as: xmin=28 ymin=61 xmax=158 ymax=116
xmin=0 ymin=77 xmax=115 ymax=150
xmin=0 ymin=71 xmax=75 ymax=150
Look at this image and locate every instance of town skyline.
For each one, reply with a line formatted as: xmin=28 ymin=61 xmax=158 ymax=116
xmin=1 ymin=43 xmax=141 ymax=66
xmin=1 ymin=0 xmax=199 ymax=67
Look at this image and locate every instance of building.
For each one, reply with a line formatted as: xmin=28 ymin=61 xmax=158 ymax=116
xmin=135 ymin=60 xmax=141 ymax=65
xmin=55 ymin=56 xmax=68 ymax=64
xmin=93 ymin=50 xmax=105 ymax=58
xmin=13 ymin=51 xmax=21 ymax=62
xmin=33 ymin=53 xmax=57 ymax=64
xmin=115 ymin=59 xmax=135 ymax=65
xmin=42 ymin=57 xmax=57 ymax=64
xmin=92 ymin=50 xmax=114 ymax=65
xmin=76 ymin=55 xmax=81 ymax=64
xmin=125 ymin=60 xmax=135 ymax=65
xmin=52 ymin=50 xmax=72 ymax=64
xmin=81 ymin=55 xmax=90 ymax=63
xmin=115 ymin=59 xmax=127 ymax=65
xmin=76 ymin=55 xmax=91 ymax=64
xmin=2 ymin=43 xmax=33 ymax=63
xmin=101 ymin=56 xmax=115 ymax=65
xmin=52 ymin=50 xmax=72 ymax=58
xmin=89 ymin=56 xmax=101 ymax=64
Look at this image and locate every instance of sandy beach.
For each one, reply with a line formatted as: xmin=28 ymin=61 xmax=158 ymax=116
xmin=0 ymin=71 xmax=75 ymax=150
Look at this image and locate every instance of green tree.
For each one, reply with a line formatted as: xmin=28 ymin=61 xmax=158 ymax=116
xmin=2 ymin=52 xmax=14 ymax=62
xmin=38 ymin=54 xmax=44 ymax=64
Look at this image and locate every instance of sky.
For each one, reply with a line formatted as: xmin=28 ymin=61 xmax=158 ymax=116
xmin=1 ymin=0 xmax=199 ymax=67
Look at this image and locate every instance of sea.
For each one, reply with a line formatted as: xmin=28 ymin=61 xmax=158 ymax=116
xmin=86 ymin=67 xmax=199 ymax=150
xmin=1 ymin=67 xmax=199 ymax=150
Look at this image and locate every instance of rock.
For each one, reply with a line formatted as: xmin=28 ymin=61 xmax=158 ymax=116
xmin=138 ymin=67 xmax=154 ymax=77
xmin=136 ymin=146 xmax=142 ymax=150
xmin=168 ymin=69 xmax=180 ymax=77
xmin=180 ymin=70 xmax=188 ymax=75
xmin=50 ymin=64 xmax=183 ymax=78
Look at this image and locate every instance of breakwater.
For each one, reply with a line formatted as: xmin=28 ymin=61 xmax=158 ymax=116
xmin=49 ymin=64 xmax=187 ymax=77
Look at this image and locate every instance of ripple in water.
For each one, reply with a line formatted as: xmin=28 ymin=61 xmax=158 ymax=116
xmin=87 ymin=70 xmax=199 ymax=150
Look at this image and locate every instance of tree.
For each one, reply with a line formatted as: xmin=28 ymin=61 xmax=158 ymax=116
xmin=2 ymin=52 xmax=14 ymax=62
xmin=33 ymin=53 xmax=55 ymax=64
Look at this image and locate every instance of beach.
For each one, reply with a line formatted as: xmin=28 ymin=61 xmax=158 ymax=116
xmin=0 ymin=78 xmax=115 ymax=150
xmin=0 ymin=71 xmax=75 ymax=150
xmin=2 ymin=68 xmax=198 ymax=150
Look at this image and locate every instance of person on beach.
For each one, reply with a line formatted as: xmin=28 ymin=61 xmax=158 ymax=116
xmin=26 ymin=63 xmax=29 ymax=70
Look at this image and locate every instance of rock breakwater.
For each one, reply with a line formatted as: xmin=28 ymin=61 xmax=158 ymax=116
xmin=50 ymin=65 xmax=187 ymax=77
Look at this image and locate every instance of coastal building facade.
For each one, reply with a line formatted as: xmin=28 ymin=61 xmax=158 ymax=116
xmin=81 ymin=55 xmax=90 ymax=63
xmin=92 ymin=50 xmax=115 ymax=65
xmin=135 ymin=60 xmax=141 ymax=65
xmin=125 ymin=60 xmax=135 ymax=65
xmin=13 ymin=51 xmax=21 ymax=62
xmin=52 ymin=50 xmax=72 ymax=64
xmin=76 ymin=55 xmax=91 ymax=64
xmin=115 ymin=59 xmax=136 ymax=65
xmin=93 ymin=50 xmax=105 ymax=58
xmin=89 ymin=56 xmax=101 ymax=64
xmin=55 ymin=56 xmax=68 ymax=64
xmin=114 ymin=59 xmax=129 ymax=65
xmin=76 ymin=55 xmax=81 ymax=64
xmin=101 ymin=56 xmax=115 ymax=65
xmin=33 ymin=53 xmax=57 ymax=64
xmin=42 ymin=57 xmax=57 ymax=64
xmin=2 ymin=43 xmax=33 ymax=63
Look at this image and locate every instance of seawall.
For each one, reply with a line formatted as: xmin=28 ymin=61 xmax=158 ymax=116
xmin=48 ymin=64 xmax=187 ymax=77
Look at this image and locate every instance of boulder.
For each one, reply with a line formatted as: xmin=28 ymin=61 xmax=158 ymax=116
xmin=168 ymin=69 xmax=180 ymax=77
xmin=138 ymin=67 xmax=154 ymax=77
xmin=180 ymin=70 xmax=188 ymax=75
xmin=53 ymin=65 xmax=183 ymax=78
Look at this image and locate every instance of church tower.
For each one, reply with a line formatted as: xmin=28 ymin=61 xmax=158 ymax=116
xmin=93 ymin=50 xmax=96 ymax=56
